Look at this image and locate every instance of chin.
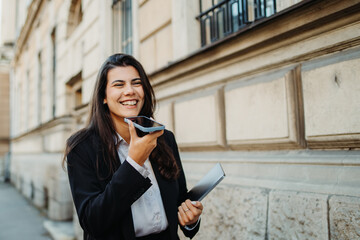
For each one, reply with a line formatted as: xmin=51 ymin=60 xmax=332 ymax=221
xmin=122 ymin=112 xmax=140 ymax=118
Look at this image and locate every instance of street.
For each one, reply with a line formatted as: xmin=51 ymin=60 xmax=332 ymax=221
xmin=0 ymin=181 xmax=52 ymax=240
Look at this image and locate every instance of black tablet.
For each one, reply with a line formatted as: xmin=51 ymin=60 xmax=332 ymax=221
xmin=187 ymin=163 xmax=226 ymax=201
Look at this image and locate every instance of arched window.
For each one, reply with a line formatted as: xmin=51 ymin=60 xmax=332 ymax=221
xmin=66 ymin=0 xmax=83 ymax=37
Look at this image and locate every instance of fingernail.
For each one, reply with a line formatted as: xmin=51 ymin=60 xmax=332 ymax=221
xmin=191 ymin=201 xmax=197 ymax=205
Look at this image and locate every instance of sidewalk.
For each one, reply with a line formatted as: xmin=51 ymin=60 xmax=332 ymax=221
xmin=0 ymin=181 xmax=52 ymax=240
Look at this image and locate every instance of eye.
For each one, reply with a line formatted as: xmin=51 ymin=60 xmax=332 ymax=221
xmin=133 ymin=80 xmax=142 ymax=85
xmin=114 ymin=83 xmax=124 ymax=87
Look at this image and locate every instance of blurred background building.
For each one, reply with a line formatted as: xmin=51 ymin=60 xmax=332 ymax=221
xmin=1 ymin=0 xmax=360 ymax=239
xmin=0 ymin=45 xmax=11 ymax=181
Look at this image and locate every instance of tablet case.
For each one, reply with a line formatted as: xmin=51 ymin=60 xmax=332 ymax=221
xmin=187 ymin=163 xmax=226 ymax=201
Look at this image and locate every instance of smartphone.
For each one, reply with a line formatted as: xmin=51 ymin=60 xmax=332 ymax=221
xmin=124 ymin=116 xmax=165 ymax=137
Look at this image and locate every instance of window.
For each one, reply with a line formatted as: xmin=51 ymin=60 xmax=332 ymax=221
xmin=112 ymin=0 xmax=132 ymax=54
xmin=75 ymin=88 xmax=82 ymax=108
xmin=66 ymin=72 xmax=83 ymax=112
xmin=197 ymin=0 xmax=276 ymax=46
xmin=25 ymin=70 xmax=30 ymax=130
xmin=254 ymin=0 xmax=276 ymax=19
xmin=51 ymin=28 xmax=56 ymax=118
xmin=37 ymin=52 xmax=42 ymax=124
xmin=67 ymin=0 xmax=83 ymax=37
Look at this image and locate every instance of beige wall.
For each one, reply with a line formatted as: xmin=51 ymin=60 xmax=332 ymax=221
xmin=0 ymin=70 xmax=10 ymax=142
xmin=0 ymin=64 xmax=10 ymax=178
xmin=6 ymin=0 xmax=360 ymax=239
xmin=138 ymin=0 xmax=173 ymax=72
xmin=150 ymin=0 xmax=360 ymax=239
xmin=0 ymin=38 xmax=13 ymax=177
xmin=1 ymin=0 xmax=16 ymax=46
xmin=9 ymin=0 xmax=113 ymax=221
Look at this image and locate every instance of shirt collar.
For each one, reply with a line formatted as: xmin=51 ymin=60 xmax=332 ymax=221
xmin=114 ymin=132 xmax=125 ymax=145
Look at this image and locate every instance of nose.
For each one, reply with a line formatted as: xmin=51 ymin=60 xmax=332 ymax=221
xmin=124 ymin=84 xmax=135 ymax=95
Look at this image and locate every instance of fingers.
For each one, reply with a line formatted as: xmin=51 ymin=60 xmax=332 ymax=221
xmin=191 ymin=200 xmax=203 ymax=211
xmin=182 ymin=201 xmax=195 ymax=219
xmin=127 ymin=121 xmax=163 ymax=166
xmin=178 ymin=212 xmax=185 ymax=226
xmin=128 ymin=120 xmax=138 ymax=139
xmin=148 ymin=129 xmax=164 ymax=138
xmin=178 ymin=199 xmax=203 ymax=226
xmin=178 ymin=204 xmax=189 ymax=226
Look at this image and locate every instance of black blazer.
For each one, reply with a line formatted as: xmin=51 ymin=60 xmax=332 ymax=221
xmin=67 ymin=130 xmax=200 ymax=240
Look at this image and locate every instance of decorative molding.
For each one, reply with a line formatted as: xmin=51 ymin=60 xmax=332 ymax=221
xmin=66 ymin=0 xmax=83 ymax=38
xmin=302 ymin=50 xmax=360 ymax=149
xmin=0 ymin=139 xmax=10 ymax=144
xmin=306 ymin=134 xmax=360 ymax=150
xmin=149 ymin=0 xmax=360 ymax=86
xmin=14 ymin=0 xmax=44 ymax=62
xmin=176 ymin=88 xmax=227 ymax=151
xmin=285 ymin=65 xmax=306 ymax=148
xmin=228 ymin=66 xmax=306 ymax=150
xmin=180 ymin=150 xmax=360 ymax=197
xmin=11 ymin=115 xmax=74 ymax=141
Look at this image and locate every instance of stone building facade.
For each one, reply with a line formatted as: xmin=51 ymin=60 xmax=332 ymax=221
xmin=0 ymin=48 xmax=11 ymax=181
xmin=0 ymin=0 xmax=14 ymax=180
xmin=5 ymin=0 xmax=360 ymax=239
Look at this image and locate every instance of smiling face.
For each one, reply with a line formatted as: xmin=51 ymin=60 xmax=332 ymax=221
xmin=104 ymin=66 xmax=145 ymax=124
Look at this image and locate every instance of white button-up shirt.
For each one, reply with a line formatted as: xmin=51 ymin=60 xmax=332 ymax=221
xmin=116 ymin=135 xmax=169 ymax=237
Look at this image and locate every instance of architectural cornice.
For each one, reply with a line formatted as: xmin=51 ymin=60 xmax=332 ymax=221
xmin=149 ymin=0 xmax=360 ymax=87
xmin=14 ymin=0 xmax=44 ymax=63
xmin=11 ymin=115 xmax=73 ymax=141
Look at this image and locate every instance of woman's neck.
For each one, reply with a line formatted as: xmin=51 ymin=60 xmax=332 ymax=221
xmin=114 ymin=117 xmax=131 ymax=143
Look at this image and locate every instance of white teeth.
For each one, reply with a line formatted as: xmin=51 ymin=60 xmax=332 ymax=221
xmin=121 ymin=100 xmax=137 ymax=106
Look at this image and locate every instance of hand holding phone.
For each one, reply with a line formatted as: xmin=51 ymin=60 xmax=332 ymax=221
xmin=127 ymin=118 xmax=164 ymax=165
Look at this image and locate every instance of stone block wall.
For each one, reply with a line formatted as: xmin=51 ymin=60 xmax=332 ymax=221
xmin=0 ymin=66 xmax=10 ymax=179
xmin=7 ymin=1 xmax=360 ymax=240
xmin=10 ymin=153 xmax=73 ymax=221
xmin=268 ymin=191 xmax=328 ymax=239
xmin=199 ymin=186 xmax=268 ymax=240
xmin=8 ymin=0 xmax=106 ymax=223
xmin=179 ymin=185 xmax=360 ymax=240
xmin=154 ymin=3 xmax=360 ymax=238
xmin=47 ymin=165 xmax=73 ymax=221
xmin=329 ymin=196 xmax=360 ymax=240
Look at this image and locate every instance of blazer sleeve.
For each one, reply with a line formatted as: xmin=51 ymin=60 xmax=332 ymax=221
xmin=67 ymin=138 xmax=152 ymax=238
xmin=165 ymin=131 xmax=201 ymax=238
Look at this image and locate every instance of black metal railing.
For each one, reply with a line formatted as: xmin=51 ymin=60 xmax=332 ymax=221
xmin=197 ymin=0 xmax=276 ymax=47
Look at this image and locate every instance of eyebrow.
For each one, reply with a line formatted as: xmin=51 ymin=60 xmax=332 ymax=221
xmin=111 ymin=78 xmax=141 ymax=84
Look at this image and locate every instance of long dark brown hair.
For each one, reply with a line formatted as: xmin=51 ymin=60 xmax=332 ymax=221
xmin=63 ymin=53 xmax=179 ymax=180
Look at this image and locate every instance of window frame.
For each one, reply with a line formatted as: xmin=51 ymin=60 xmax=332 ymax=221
xmin=112 ymin=0 xmax=133 ymax=55
xmin=197 ymin=0 xmax=276 ymax=47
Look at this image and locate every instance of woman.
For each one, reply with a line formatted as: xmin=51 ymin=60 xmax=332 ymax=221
xmin=64 ymin=53 xmax=203 ymax=240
